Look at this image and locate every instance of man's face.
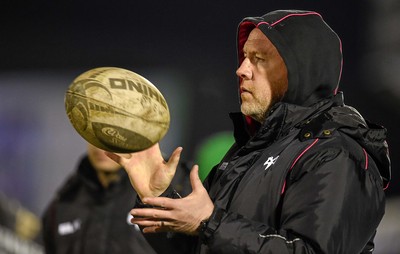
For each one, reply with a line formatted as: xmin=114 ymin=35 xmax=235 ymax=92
xmin=236 ymin=28 xmax=288 ymax=123
xmin=87 ymin=144 xmax=121 ymax=173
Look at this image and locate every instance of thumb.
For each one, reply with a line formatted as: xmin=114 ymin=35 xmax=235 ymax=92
xmin=189 ymin=165 xmax=204 ymax=192
xmin=104 ymin=152 xmax=131 ymax=166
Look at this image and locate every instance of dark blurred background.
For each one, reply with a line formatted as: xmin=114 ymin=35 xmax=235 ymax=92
xmin=1 ymin=1 xmax=399 ymax=253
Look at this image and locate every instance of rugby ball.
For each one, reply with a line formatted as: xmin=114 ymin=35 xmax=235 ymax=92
xmin=65 ymin=67 xmax=170 ymax=153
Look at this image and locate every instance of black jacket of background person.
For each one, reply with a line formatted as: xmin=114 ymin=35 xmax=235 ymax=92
xmin=42 ymin=155 xmax=191 ymax=254
xmin=141 ymin=10 xmax=392 ymax=254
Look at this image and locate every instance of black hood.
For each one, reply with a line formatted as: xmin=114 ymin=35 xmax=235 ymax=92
xmin=234 ymin=10 xmax=390 ymax=188
xmin=237 ymin=10 xmax=342 ymax=106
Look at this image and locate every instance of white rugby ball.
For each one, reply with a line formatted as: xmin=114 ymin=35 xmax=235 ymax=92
xmin=65 ymin=67 xmax=170 ymax=153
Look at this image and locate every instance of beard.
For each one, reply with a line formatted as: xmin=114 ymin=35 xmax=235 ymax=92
xmin=240 ymin=96 xmax=270 ymax=123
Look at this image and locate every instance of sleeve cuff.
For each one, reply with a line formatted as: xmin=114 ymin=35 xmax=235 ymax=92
xmin=199 ymin=206 xmax=226 ymax=244
xmin=134 ymin=187 xmax=182 ymax=208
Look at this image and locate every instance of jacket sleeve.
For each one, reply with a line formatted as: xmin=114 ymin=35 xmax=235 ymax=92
xmin=41 ymin=201 xmax=57 ymax=254
xmin=199 ymin=145 xmax=386 ymax=253
xmin=133 ymin=185 xmax=198 ymax=254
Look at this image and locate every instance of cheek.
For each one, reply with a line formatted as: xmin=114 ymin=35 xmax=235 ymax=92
xmin=254 ymin=78 xmax=273 ymax=104
xmin=258 ymin=88 xmax=273 ymax=109
xmin=269 ymin=60 xmax=288 ymax=101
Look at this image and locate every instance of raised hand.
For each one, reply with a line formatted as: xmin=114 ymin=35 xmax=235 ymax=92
xmin=130 ymin=165 xmax=214 ymax=235
xmin=106 ymin=143 xmax=183 ymax=199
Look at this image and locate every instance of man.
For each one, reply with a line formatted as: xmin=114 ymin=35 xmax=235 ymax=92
xmin=108 ymin=10 xmax=391 ymax=253
xmin=42 ymin=143 xmax=191 ymax=254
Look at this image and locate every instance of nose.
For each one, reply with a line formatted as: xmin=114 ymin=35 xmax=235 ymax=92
xmin=236 ymin=58 xmax=252 ymax=80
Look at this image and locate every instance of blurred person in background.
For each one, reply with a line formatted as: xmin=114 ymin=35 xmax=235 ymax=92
xmin=42 ymin=143 xmax=191 ymax=254
xmin=0 ymin=192 xmax=43 ymax=254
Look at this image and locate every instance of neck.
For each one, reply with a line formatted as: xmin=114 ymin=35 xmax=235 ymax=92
xmin=96 ymin=171 xmax=121 ymax=188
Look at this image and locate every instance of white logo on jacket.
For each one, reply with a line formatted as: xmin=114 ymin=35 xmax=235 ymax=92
xmin=58 ymin=219 xmax=81 ymax=235
xmin=264 ymin=156 xmax=279 ymax=170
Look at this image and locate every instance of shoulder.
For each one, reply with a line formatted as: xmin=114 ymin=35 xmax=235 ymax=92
xmin=55 ymin=156 xmax=93 ymax=201
xmin=286 ymin=129 xmax=387 ymax=195
xmin=295 ymin=106 xmax=368 ymax=163
xmin=288 ymin=110 xmax=369 ymax=180
xmin=51 ymin=172 xmax=83 ymax=205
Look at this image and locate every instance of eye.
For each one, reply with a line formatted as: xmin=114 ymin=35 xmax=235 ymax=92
xmin=254 ymin=55 xmax=265 ymax=62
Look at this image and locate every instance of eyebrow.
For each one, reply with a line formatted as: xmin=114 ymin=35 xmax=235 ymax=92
xmin=243 ymin=45 xmax=275 ymax=58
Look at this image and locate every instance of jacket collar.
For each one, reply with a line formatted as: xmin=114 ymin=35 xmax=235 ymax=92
xmin=77 ymin=156 xmax=127 ymax=194
xmin=230 ymin=94 xmax=343 ymax=149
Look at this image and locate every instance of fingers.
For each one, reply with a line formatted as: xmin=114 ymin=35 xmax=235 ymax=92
xmin=140 ymin=196 xmax=175 ymax=210
xmin=105 ymin=152 xmax=122 ymax=163
xmin=130 ymin=207 xmax=165 ymax=218
xmin=130 ymin=207 xmax=173 ymax=233
xmin=142 ymin=225 xmax=166 ymax=234
xmin=167 ymin=147 xmax=183 ymax=169
xmin=115 ymin=153 xmax=132 ymax=159
xmin=189 ymin=165 xmax=203 ymax=192
xmin=131 ymin=219 xmax=168 ymax=234
xmin=104 ymin=152 xmax=133 ymax=168
xmin=130 ymin=217 xmax=166 ymax=227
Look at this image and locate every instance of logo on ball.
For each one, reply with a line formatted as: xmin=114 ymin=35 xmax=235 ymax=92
xmin=102 ymin=127 xmax=127 ymax=143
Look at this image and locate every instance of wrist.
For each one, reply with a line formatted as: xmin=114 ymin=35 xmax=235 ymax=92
xmin=198 ymin=218 xmax=210 ymax=234
xmin=198 ymin=206 xmax=225 ymax=244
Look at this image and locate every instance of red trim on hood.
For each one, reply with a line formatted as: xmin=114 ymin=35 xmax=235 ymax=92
xmin=258 ymin=11 xmax=342 ymax=96
xmin=253 ymin=12 xmax=323 ymax=29
xmin=268 ymin=12 xmax=322 ymax=27
xmin=238 ymin=21 xmax=256 ymax=64
xmin=335 ymin=38 xmax=343 ymax=95
xmin=362 ymin=148 xmax=369 ymax=170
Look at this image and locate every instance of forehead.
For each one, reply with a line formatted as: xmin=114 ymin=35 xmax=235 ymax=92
xmin=243 ymin=28 xmax=275 ymax=53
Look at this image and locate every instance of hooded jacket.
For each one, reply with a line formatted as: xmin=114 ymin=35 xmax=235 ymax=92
xmin=41 ymin=156 xmax=158 ymax=254
xmin=143 ymin=10 xmax=391 ymax=254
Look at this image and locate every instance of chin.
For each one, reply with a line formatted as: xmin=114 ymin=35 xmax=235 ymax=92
xmin=95 ymin=163 xmax=121 ymax=173
xmin=241 ymin=104 xmax=253 ymax=117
